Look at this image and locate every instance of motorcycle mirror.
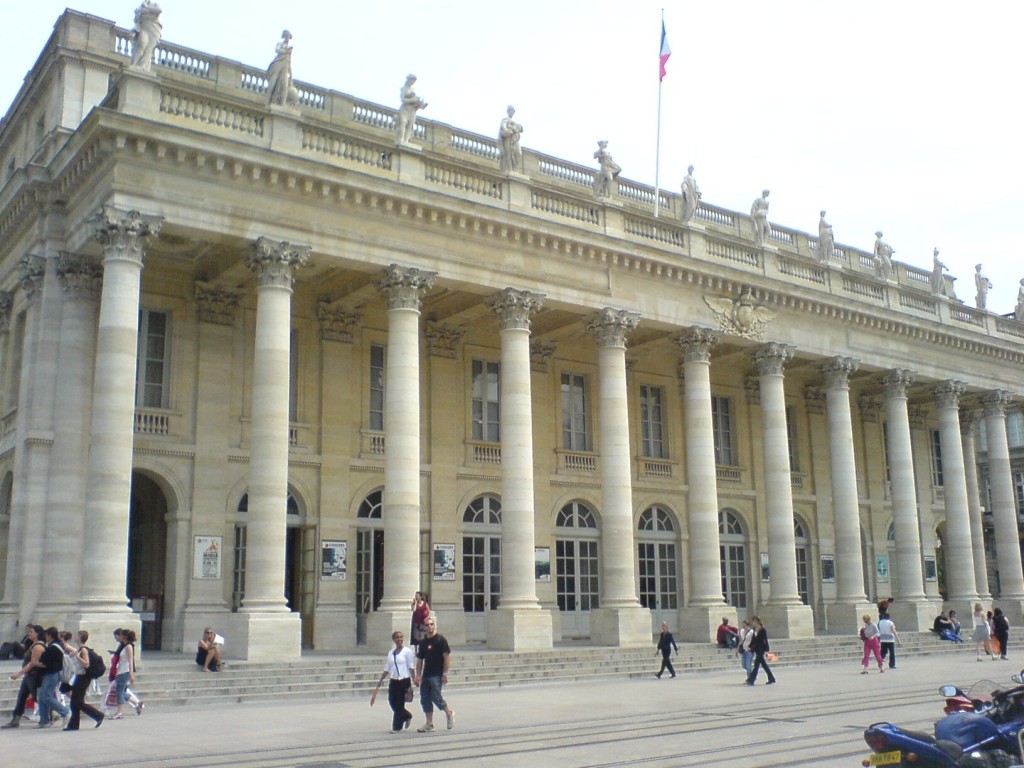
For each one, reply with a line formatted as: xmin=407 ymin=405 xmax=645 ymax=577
xmin=939 ymin=685 xmax=960 ymax=697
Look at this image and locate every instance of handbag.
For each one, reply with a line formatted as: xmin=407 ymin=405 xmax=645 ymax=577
xmin=404 ymin=687 xmax=414 ymax=703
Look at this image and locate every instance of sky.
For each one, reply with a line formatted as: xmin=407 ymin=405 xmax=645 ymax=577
xmin=4 ymin=1 xmax=1024 ymax=314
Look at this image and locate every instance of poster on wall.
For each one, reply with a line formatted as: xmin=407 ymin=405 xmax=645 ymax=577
xmin=820 ymin=555 xmax=835 ymax=583
xmin=321 ymin=540 xmax=347 ymax=581
xmin=923 ymin=555 xmax=937 ymax=582
xmin=433 ymin=543 xmax=456 ymax=581
xmin=193 ymin=535 xmax=222 ymax=580
xmin=535 ymin=547 xmax=551 ymax=582
xmin=875 ymin=555 xmax=889 ymax=583
xmin=760 ymin=552 xmax=770 ymax=582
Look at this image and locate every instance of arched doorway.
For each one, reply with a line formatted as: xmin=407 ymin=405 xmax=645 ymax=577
xmin=794 ymin=517 xmax=811 ymax=606
xmin=355 ymin=489 xmax=384 ymax=645
xmin=462 ymin=494 xmax=502 ymax=642
xmin=129 ymin=472 xmax=168 ymax=650
xmin=555 ymin=501 xmax=600 ymax=638
xmin=637 ymin=505 xmax=680 ymax=632
xmin=719 ymin=509 xmax=748 ymax=610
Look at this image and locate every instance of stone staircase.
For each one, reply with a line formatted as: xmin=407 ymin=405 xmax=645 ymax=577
xmin=0 ymin=631 xmax=1010 ymax=712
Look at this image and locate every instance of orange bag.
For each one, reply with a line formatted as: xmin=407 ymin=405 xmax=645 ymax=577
xmin=991 ymin=638 xmax=1001 ymax=656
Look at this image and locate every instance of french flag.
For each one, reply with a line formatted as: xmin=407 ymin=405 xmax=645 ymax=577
xmin=659 ymin=21 xmax=671 ymax=81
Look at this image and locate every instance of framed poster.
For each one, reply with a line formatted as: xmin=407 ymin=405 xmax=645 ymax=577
xmin=875 ymin=555 xmax=889 ymax=583
xmin=923 ymin=555 xmax=937 ymax=581
xmin=433 ymin=543 xmax=456 ymax=581
xmin=193 ymin=536 xmax=222 ymax=580
xmin=535 ymin=547 xmax=551 ymax=582
xmin=321 ymin=540 xmax=347 ymax=581
xmin=760 ymin=552 xmax=770 ymax=582
xmin=820 ymin=555 xmax=835 ymax=583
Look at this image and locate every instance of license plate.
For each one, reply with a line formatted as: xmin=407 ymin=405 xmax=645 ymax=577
xmin=868 ymin=751 xmax=901 ymax=766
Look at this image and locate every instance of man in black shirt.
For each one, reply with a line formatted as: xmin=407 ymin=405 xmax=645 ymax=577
xmin=413 ymin=616 xmax=454 ymax=732
xmin=36 ymin=627 xmax=70 ymax=728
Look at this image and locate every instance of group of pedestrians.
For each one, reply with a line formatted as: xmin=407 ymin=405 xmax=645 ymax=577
xmin=2 ymin=624 xmax=143 ymax=731
xmin=655 ymin=616 xmax=776 ymax=686
xmin=971 ymin=602 xmax=1011 ymax=661
xmin=860 ymin=613 xmax=902 ymax=673
xmin=370 ymin=593 xmax=455 ymax=734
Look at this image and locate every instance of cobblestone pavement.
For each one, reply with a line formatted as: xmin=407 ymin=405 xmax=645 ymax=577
xmin=10 ymin=649 xmax=1020 ymax=768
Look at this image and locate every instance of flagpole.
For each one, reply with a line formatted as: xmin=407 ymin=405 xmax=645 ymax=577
xmin=654 ymin=9 xmax=665 ymax=219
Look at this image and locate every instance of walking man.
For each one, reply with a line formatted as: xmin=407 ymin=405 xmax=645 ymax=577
xmin=414 ymin=616 xmax=454 ymax=732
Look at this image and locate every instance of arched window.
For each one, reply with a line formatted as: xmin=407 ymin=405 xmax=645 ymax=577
xmin=794 ymin=518 xmax=810 ymax=605
xmin=719 ymin=509 xmax=748 ymax=609
xmin=637 ymin=505 xmax=679 ymax=626
xmin=358 ymin=490 xmax=383 ymax=520
xmin=462 ymin=495 xmax=502 ymax=641
xmin=356 ymin=489 xmax=385 ymax=623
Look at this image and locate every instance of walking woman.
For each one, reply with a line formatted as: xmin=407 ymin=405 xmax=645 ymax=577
xmin=860 ymin=614 xmax=884 ymax=674
xmin=737 ymin=619 xmax=754 ymax=676
xmin=370 ymin=630 xmax=416 ymax=732
xmin=113 ymin=629 xmax=143 ymax=719
xmin=744 ymin=616 xmax=776 ymax=686
xmin=992 ymin=608 xmax=1010 ymax=660
xmin=972 ymin=602 xmax=994 ymax=661
xmin=65 ymin=631 xmax=103 ymax=730
xmin=654 ymin=622 xmax=678 ymax=679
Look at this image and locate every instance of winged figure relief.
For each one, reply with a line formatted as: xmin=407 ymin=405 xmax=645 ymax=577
xmin=703 ymin=288 xmax=775 ymax=341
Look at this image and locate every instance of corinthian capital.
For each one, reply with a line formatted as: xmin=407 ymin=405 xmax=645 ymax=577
xmin=486 ymin=288 xmax=545 ymax=331
xmin=751 ymin=341 xmax=795 ymax=376
xmin=18 ymin=254 xmax=46 ymax=302
xmin=587 ymin=307 xmax=640 ymax=348
xmin=92 ymin=206 xmax=162 ymax=266
xmin=248 ymin=237 xmax=310 ymax=290
xmin=821 ymin=355 xmax=860 ymax=390
xmin=375 ymin=264 xmax=436 ymax=311
xmin=981 ymin=389 xmax=1013 ymax=417
xmin=675 ymin=326 xmax=719 ymax=364
xmin=57 ymin=253 xmax=102 ymax=301
xmin=196 ymin=284 xmax=243 ymax=326
xmin=881 ymin=368 xmax=916 ymax=399
xmin=932 ymin=380 xmax=966 ymax=410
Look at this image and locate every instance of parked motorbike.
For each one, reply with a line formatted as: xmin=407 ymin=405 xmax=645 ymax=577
xmin=862 ymin=682 xmax=1024 ymax=767
xmin=943 ymin=680 xmax=1000 ymax=715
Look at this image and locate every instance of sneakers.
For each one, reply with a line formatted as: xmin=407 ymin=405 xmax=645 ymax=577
xmin=446 ymin=710 xmax=455 ymax=730
xmin=135 ymin=701 xmax=145 ymax=716
xmin=111 ymin=714 xmax=124 ymax=720
xmin=416 ymin=723 xmax=434 ymax=733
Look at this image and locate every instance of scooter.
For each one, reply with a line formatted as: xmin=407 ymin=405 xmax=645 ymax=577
xmin=862 ymin=682 xmax=1024 ymax=767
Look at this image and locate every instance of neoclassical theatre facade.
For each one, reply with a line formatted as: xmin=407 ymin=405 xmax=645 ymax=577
xmin=1 ymin=9 xmax=1023 ymax=659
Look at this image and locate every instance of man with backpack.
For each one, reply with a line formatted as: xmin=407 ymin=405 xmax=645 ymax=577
xmin=65 ymin=630 xmax=104 ymax=730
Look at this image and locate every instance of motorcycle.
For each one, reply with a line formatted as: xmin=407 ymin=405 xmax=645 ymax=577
xmin=862 ymin=681 xmax=1024 ymax=767
xmin=943 ymin=680 xmax=1000 ymax=715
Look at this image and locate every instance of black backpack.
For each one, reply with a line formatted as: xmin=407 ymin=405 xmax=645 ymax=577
xmin=85 ymin=647 xmax=106 ymax=680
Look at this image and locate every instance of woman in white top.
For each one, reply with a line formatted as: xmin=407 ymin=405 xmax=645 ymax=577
xmin=371 ymin=630 xmax=417 ymax=732
xmin=971 ymin=602 xmax=994 ymax=661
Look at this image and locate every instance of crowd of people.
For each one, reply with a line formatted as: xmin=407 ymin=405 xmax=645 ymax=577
xmin=2 ymin=625 xmax=143 ymax=730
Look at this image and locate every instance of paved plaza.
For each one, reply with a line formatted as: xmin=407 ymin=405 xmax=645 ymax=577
xmin=5 ymin=649 xmax=1020 ymax=768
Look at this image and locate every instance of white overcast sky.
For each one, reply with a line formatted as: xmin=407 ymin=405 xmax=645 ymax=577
xmin=4 ymin=1 xmax=1023 ymax=314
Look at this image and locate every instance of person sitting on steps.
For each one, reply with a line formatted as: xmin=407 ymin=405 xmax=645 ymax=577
xmin=195 ymin=627 xmax=222 ymax=672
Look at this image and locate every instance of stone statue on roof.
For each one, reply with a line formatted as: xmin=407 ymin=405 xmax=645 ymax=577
xmin=679 ymin=165 xmax=700 ymax=223
xmin=1015 ymin=278 xmax=1024 ymax=321
xmin=873 ymin=231 xmax=894 ymax=280
xmin=397 ymin=74 xmax=428 ymax=145
xmin=130 ymin=0 xmax=162 ymax=72
xmin=930 ymin=248 xmax=948 ymax=296
xmin=975 ymin=263 xmax=993 ymax=310
xmin=751 ymin=190 xmax=770 ymax=246
xmin=818 ymin=210 xmax=834 ymax=262
xmin=593 ymin=140 xmax=621 ymax=199
xmin=267 ymin=31 xmax=299 ymax=108
xmin=499 ymin=105 xmax=524 ymax=173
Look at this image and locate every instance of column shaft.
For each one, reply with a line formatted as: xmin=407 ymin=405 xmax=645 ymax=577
xmin=883 ymin=370 xmax=926 ymax=601
xmin=961 ymin=413 xmax=990 ymax=598
xmin=933 ymin=382 xmax=977 ymax=606
xmin=983 ymin=392 xmax=1024 ymax=598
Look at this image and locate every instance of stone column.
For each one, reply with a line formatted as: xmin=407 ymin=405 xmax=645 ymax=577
xmin=587 ymin=308 xmax=649 ymax=647
xmin=365 ymin=265 xmax=435 ymax=649
xmin=932 ymin=381 xmax=979 ymax=615
xmin=960 ymin=410 xmax=991 ymax=599
xmin=485 ymin=288 xmax=552 ymax=650
xmin=674 ymin=328 xmax=733 ymax=641
xmin=74 ymin=208 xmax=161 ymax=641
xmin=752 ymin=342 xmax=813 ymax=638
xmin=881 ymin=368 xmax=933 ymax=630
xmin=237 ymin=237 xmax=308 ymax=660
xmin=822 ymin=356 xmax=873 ymax=632
xmin=37 ymin=255 xmax=102 ymax=620
xmin=982 ymin=390 xmax=1024 ymax=620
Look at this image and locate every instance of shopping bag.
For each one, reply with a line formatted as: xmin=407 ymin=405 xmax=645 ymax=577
xmin=991 ymin=638 xmax=1002 ymax=656
xmin=104 ymin=681 xmax=118 ymax=709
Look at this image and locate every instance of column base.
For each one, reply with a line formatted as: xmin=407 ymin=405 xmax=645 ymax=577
xmin=759 ymin=603 xmax=815 ymax=639
xmin=589 ymin=606 xmax=651 ymax=647
xmin=180 ymin=610 xmax=232 ymax=657
xmin=676 ymin=605 xmax=736 ymax=643
xmin=67 ymin=608 xmax=142 ymax=657
xmin=486 ymin=607 xmax=553 ymax=651
xmin=825 ymin=602 xmax=877 ymax=635
xmin=228 ymin=611 xmax=301 ymax=661
xmin=893 ymin=599 xmax=944 ymax=632
xmin=365 ymin=609 xmax=416 ymax=654
xmin=311 ymin=604 xmax=358 ymax=652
